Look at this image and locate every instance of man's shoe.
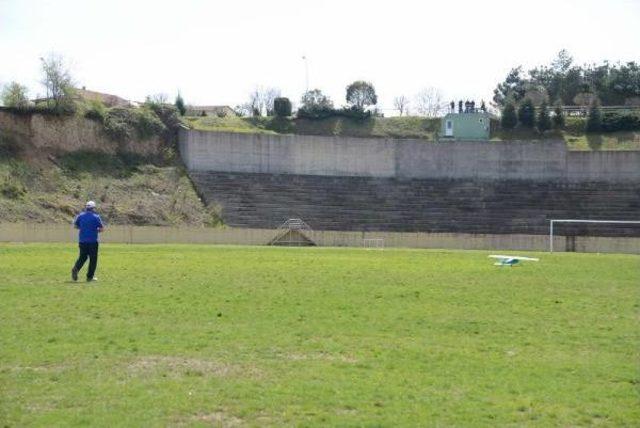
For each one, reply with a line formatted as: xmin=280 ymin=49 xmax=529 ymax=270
xmin=71 ymin=268 xmax=78 ymax=281
xmin=86 ymin=277 xmax=98 ymax=283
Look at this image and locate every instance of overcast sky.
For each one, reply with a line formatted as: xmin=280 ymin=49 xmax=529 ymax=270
xmin=1 ymin=0 xmax=638 ymax=112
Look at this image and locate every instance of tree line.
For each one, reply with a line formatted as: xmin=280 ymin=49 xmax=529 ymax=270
xmin=493 ymin=49 xmax=640 ymax=108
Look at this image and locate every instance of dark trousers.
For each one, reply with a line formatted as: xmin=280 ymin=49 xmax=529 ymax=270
xmin=74 ymin=243 xmax=99 ymax=279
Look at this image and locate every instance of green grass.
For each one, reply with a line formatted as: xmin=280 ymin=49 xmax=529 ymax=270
xmin=562 ymin=131 xmax=640 ymax=151
xmin=184 ymin=116 xmax=439 ymax=140
xmin=1 ymin=244 xmax=638 ymax=426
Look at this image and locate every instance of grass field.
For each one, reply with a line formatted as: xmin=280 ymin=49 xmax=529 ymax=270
xmin=1 ymin=244 xmax=638 ymax=426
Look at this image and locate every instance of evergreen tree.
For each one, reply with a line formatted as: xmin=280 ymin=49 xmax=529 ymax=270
xmin=552 ymin=101 xmax=565 ymax=129
xmin=537 ymin=101 xmax=551 ymax=132
xmin=501 ymin=102 xmax=517 ymax=130
xmin=273 ymin=97 xmax=292 ymax=117
xmin=174 ymin=93 xmax=186 ymax=116
xmin=586 ymin=100 xmax=602 ymax=132
xmin=517 ymin=98 xmax=535 ymax=127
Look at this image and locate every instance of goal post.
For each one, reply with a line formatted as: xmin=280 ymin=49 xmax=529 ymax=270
xmin=363 ymin=238 xmax=384 ymax=250
xmin=549 ymin=219 xmax=640 ymax=252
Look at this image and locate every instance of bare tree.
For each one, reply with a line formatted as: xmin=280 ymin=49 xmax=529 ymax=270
xmin=414 ymin=87 xmax=445 ymax=117
xmin=248 ymin=88 xmax=262 ymax=116
xmin=145 ymin=93 xmax=169 ymax=105
xmin=393 ymin=95 xmax=410 ymax=116
xmin=40 ymin=53 xmax=75 ymax=112
xmin=262 ymin=87 xmax=281 ymax=116
xmin=247 ymin=86 xmax=282 ymax=116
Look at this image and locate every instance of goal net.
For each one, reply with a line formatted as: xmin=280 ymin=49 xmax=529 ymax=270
xmin=549 ymin=219 xmax=640 ymax=252
xmin=363 ymin=238 xmax=384 ymax=250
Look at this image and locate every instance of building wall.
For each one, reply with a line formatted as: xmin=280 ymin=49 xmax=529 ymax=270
xmin=441 ymin=112 xmax=491 ymax=140
xmin=179 ymin=130 xmax=640 ymax=182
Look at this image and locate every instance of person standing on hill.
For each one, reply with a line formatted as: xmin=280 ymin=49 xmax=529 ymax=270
xmin=71 ymin=201 xmax=104 ymax=282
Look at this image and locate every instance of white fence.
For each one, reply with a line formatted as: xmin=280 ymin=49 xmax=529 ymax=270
xmin=1 ymin=223 xmax=639 ymax=254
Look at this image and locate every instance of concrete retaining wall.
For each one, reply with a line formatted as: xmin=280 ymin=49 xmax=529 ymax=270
xmin=567 ymin=151 xmax=640 ymax=182
xmin=2 ymin=223 xmax=638 ymax=254
xmin=179 ymin=130 xmax=640 ymax=182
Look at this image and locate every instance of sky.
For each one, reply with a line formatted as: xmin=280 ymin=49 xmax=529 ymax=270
xmin=1 ymin=0 xmax=639 ymax=113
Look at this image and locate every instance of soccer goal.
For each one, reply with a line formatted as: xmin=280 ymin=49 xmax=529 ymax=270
xmin=363 ymin=238 xmax=384 ymax=250
xmin=549 ymin=219 xmax=640 ymax=252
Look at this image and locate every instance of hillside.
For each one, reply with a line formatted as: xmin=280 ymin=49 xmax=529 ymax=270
xmin=0 ymin=110 xmax=220 ymax=226
xmin=185 ymin=115 xmax=640 ymax=150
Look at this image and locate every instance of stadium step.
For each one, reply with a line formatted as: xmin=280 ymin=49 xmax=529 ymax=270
xmin=190 ymin=171 xmax=640 ymax=237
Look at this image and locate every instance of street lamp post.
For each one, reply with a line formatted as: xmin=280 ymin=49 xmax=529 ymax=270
xmin=302 ymin=55 xmax=309 ymax=93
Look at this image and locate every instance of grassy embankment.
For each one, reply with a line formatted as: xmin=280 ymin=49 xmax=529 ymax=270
xmin=183 ymin=115 xmax=439 ymax=140
xmin=1 ymin=245 xmax=638 ymax=426
xmin=185 ymin=115 xmax=640 ymax=150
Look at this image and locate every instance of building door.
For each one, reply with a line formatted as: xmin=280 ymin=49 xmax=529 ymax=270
xmin=445 ymin=120 xmax=453 ymax=136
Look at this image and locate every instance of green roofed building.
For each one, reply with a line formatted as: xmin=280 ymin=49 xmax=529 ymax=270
xmin=441 ymin=111 xmax=491 ymax=140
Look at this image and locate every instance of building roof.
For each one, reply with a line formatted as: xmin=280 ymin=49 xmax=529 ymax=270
xmin=32 ymin=87 xmax=131 ymax=108
xmin=74 ymin=88 xmax=131 ymax=107
xmin=187 ymin=105 xmax=234 ymax=112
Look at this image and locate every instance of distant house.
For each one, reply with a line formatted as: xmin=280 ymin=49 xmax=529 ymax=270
xmin=75 ymin=87 xmax=131 ymax=107
xmin=185 ymin=105 xmax=236 ymax=117
xmin=441 ymin=111 xmax=491 ymax=140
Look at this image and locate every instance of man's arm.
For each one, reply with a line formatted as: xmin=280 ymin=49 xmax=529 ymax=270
xmin=97 ymin=215 xmax=105 ymax=233
xmin=73 ymin=215 xmax=80 ymax=230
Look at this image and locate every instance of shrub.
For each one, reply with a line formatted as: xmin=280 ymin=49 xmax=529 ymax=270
xmin=297 ymin=106 xmax=335 ymax=120
xmin=273 ymin=97 xmax=292 ymax=117
xmin=1 ymin=177 xmax=26 ymax=199
xmin=536 ymin=101 xmax=551 ymax=132
xmin=564 ymin=116 xmax=586 ymax=134
xmin=104 ymin=107 xmax=166 ymax=142
xmin=104 ymin=109 xmax=134 ymax=141
xmin=84 ymin=99 xmax=107 ymax=123
xmin=296 ymin=105 xmax=372 ymax=121
xmin=146 ymin=104 xmax=181 ymax=134
xmin=586 ymin=101 xmax=602 ymax=133
xmin=517 ymin=98 xmax=535 ymax=128
xmin=337 ymin=106 xmax=371 ymax=121
xmin=135 ymin=108 xmax=166 ymax=139
xmin=501 ymin=102 xmax=517 ymax=130
xmin=552 ymin=102 xmax=565 ymax=129
xmin=601 ymin=112 xmax=640 ymax=132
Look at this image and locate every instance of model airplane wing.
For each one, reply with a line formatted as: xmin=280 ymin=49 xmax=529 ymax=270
xmin=489 ymin=255 xmax=539 ymax=261
xmin=489 ymin=255 xmax=539 ymax=266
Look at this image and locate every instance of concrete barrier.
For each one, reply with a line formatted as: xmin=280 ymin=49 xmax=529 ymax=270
xmin=1 ymin=223 xmax=638 ymax=254
xmin=179 ymin=130 xmax=640 ymax=183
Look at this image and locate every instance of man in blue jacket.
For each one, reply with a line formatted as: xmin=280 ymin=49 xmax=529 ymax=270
xmin=72 ymin=201 xmax=104 ymax=282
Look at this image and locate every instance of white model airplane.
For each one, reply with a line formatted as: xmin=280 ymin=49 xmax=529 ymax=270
xmin=489 ymin=255 xmax=540 ymax=266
